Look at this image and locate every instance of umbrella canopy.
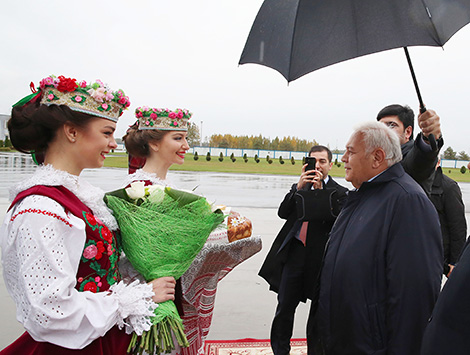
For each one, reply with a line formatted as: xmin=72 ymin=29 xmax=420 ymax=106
xmin=239 ymin=0 xmax=470 ymax=82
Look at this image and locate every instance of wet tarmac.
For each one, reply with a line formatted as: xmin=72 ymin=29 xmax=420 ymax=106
xmin=1 ymin=153 xmax=469 ymax=349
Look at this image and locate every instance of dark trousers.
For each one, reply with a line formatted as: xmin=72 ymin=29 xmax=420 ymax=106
xmin=306 ymin=299 xmax=324 ymax=355
xmin=271 ymin=239 xmax=307 ymax=355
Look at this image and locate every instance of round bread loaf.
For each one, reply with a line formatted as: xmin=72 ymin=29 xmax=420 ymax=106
xmin=227 ymin=211 xmax=252 ymax=242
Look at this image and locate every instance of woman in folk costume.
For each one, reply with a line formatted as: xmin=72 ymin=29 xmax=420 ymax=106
xmin=122 ymin=107 xmax=262 ymax=355
xmin=0 ymin=76 xmax=176 ymax=354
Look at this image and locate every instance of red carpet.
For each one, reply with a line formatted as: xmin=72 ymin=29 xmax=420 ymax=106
xmin=204 ymin=338 xmax=307 ymax=354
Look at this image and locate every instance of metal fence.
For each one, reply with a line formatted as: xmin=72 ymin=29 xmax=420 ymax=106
xmin=190 ymin=146 xmax=342 ymax=161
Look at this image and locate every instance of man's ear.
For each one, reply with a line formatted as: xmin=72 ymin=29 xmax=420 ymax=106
xmin=63 ymin=123 xmax=78 ymax=143
xmin=372 ymin=148 xmax=386 ymax=169
xmin=404 ymin=125 xmax=413 ymax=141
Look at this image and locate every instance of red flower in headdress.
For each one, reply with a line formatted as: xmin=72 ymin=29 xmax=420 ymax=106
xmin=57 ymin=76 xmax=78 ymax=92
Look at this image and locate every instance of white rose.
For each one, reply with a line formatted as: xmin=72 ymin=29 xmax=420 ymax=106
xmin=125 ymin=181 xmax=146 ymax=200
xmin=147 ymin=184 xmax=166 ymax=204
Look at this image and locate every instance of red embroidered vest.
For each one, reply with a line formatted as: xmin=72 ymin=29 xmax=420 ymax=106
xmin=10 ymin=185 xmax=121 ymax=293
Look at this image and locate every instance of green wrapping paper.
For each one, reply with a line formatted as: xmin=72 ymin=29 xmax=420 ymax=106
xmin=105 ymin=187 xmax=223 ymax=355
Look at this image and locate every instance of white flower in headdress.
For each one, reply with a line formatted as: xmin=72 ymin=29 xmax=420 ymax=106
xmin=87 ymin=87 xmax=106 ymax=102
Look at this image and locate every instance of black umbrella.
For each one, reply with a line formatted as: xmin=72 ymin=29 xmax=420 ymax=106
xmin=239 ymin=0 xmax=470 ymax=147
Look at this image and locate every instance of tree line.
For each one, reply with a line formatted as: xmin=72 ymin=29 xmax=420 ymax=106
xmin=442 ymin=147 xmax=470 ymax=161
xmin=207 ymin=134 xmax=318 ymax=152
xmin=187 ymin=124 xmax=318 ymax=152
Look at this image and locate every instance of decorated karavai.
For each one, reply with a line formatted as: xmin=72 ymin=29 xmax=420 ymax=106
xmin=0 ymin=75 xmax=174 ymax=355
xmin=113 ymin=106 xmax=261 ymax=355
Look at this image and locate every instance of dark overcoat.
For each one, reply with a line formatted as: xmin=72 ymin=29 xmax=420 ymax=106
xmin=317 ymin=163 xmax=443 ymax=355
xmin=421 ymin=242 xmax=470 ymax=354
xmin=258 ymin=177 xmax=348 ymax=300
xmin=430 ymin=166 xmax=467 ymax=273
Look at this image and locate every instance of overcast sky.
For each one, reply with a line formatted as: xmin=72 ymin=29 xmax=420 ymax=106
xmin=1 ymin=1 xmax=470 ymax=153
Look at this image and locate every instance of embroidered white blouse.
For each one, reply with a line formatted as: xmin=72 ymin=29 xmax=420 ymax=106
xmin=0 ymin=165 xmax=156 ymax=349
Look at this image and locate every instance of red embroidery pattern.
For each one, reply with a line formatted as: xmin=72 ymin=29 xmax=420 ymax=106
xmin=10 ymin=208 xmax=73 ymax=227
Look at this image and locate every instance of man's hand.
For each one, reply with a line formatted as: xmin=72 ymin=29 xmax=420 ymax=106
xmin=418 ymin=109 xmax=441 ymax=142
xmin=297 ymin=164 xmax=323 ymax=190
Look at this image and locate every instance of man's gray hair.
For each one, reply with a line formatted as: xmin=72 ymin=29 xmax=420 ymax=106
xmin=352 ymin=121 xmax=402 ymax=166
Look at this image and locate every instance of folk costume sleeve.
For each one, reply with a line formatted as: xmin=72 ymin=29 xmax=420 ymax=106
xmin=1 ymin=195 xmax=155 ymax=349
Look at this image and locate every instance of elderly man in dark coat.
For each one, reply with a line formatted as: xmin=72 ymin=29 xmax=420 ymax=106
xmin=315 ymin=121 xmax=443 ymax=355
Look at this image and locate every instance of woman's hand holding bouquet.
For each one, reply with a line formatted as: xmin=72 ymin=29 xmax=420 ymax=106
xmin=150 ymin=276 xmax=176 ymax=303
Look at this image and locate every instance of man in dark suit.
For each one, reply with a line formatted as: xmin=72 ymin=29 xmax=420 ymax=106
xmin=259 ymin=145 xmax=348 ymax=355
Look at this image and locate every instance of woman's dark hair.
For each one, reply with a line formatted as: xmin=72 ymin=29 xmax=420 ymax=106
xmin=123 ymin=124 xmax=167 ymax=158
xmin=8 ymin=100 xmax=96 ymax=154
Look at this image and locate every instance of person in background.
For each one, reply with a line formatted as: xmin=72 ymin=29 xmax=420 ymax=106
xmin=259 ymin=145 xmax=348 ymax=355
xmin=421 ymin=229 xmax=470 ymax=355
xmin=376 ymin=104 xmax=443 ymax=194
xmin=430 ymin=159 xmax=467 ymax=277
xmin=315 ymin=121 xmax=442 ymax=355
xmin=0 ymin=76 xmax=175 ymax=354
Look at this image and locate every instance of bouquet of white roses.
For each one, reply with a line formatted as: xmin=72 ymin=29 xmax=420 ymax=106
xmin=105 ymin=182 xmax=223 ymax=355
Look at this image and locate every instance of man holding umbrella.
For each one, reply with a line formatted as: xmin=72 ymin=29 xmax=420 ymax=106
xmin=377 ymin=104 xmax=443 ymax=195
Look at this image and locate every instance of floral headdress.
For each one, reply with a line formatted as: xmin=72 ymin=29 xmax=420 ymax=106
xmin=136 ymin=107 xmax=192 ymax=131
xmin=13 ymin=75 xmax=131 ymax=122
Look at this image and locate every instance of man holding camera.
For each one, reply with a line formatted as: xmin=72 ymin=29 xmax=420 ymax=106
xmin=259 ymin=145 xmax=348 ymax=355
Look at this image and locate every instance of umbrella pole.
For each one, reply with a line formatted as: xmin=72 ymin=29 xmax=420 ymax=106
xmin=403 ymin=47 xmax=437 ymax=150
